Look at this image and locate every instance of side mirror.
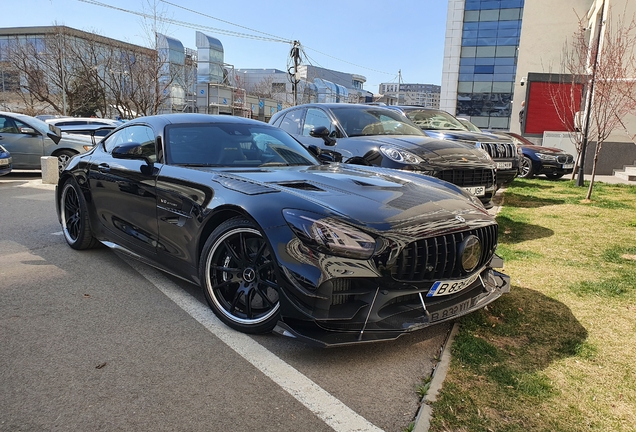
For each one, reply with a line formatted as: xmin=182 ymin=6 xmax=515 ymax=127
xmin=309 ymin=126 xmax=337 ymax=146
xmin=19 ymin=127 xmax=38 ymax=135
xmin=112 ymin=142 xmax=153 ymax=167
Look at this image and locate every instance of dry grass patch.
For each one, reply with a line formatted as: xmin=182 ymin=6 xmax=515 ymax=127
xmin=427 ymin=178 xmax=636 ymax=432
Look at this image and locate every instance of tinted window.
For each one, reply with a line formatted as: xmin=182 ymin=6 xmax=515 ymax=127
xmin=330 ymin=108 xmax=423 ymax=137
xmin=104 ymin=125 xmax=156 ymax=162
xmin=302 ymin=108 xmax=335 ymax=137
xmin=165 ymin=123 xmax=317 ymax=168
xmin=0 ymin=115 xmax=19 ymax=134
xmin=278 ymin=109 xmax=305 ymax=135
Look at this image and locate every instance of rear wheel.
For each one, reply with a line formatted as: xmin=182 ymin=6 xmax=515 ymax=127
xmin=519 ymin=156 xmax=534 ymax=178
xmin=200 ymin=217 xmax=280 ymax=334
xmin=60 ymin=180 xmax=98 ymax=250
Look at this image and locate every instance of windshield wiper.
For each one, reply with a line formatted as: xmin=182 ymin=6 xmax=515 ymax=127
xmin=258 ymin=162 xmax=289 ymax=167
xmin=176 ymin=163 xmax=223 ymax=167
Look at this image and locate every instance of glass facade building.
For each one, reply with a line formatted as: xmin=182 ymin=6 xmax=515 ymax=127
xmin=442 ymin=0 xmax=525 ymax=130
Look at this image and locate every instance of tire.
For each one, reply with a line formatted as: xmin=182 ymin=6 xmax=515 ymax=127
xmin=518 ymin=156 xmax=535 ymax=179
xmin=56 ymin=150 xmax=77 ymax=173
xmin=200 ymin=217 xmax=280 ymax=334
xmin=60 ymin=179 xmax=99 ymax=250
xmin=546 ymin=172 xmax=564 ymax=180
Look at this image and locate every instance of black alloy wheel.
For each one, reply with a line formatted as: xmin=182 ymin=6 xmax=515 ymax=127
xmin=200 ymin=217 xmax=280 ymax=334
xmin=60 ymin=180 xmax=98 ymax=250
xmin=519 ymin=156 xmax=534 ymax=178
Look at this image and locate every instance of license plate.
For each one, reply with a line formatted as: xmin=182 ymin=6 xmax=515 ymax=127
xmin=562 ymin=163 xmax=574 ymax=169
xmin=427 ymin=272 xmax=481 ymax=297
xmin=430 ymin=298 xmax=472 ymax=322
xmin=496 ymin=161 xmax=513 ymax=169
xmin=463 ymin=185 xmax=486 ymax=197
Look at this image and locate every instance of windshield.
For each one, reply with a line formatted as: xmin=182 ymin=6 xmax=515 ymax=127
xmin=330 ymin=107 xmax=424 ymax=137
xmin=165 ymin=123 xmax=319 ymax=168
xmin=403 ymin=110 xmax=467 ymax=131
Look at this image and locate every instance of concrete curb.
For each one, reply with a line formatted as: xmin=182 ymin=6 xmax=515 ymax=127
xmin=412 ymin=322 xmax=460 ymax=432
xmin=412 ymin=190 xmax=505 ymax=432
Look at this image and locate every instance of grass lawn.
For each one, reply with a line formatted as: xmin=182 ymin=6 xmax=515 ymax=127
xmin=428 ymin=178 xmax=636 ymax=432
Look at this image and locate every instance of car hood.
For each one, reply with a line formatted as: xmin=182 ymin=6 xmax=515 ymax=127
xmin=212 ymin=164 xmax=489 ymax=231
xmin=424 ymin=130 xmax=512 ymax=144
xmin=523 ymin=145 xmax=568 ymax=154
xmin=345 ymin=135 xmax=493 ymax=166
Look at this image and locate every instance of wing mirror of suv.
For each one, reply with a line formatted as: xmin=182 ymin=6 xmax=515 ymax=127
xmin=112 ymin=142 xmax=154 ymax=167
xmin=309 ymin=126 xmax=337 ymax=146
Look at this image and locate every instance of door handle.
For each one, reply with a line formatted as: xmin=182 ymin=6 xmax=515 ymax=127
xmin=97 ymin=163 xmax=110 ymax=173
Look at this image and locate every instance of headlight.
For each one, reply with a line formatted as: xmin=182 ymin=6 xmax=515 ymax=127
xmin=379 ymin=145 xmax=424 ymax=165
xmin=536 ymin=153 xmax=558 ymax=161
xmin=283 ymin=209 xmax=376 ymax=259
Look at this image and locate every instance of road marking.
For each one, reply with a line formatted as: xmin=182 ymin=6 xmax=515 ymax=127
xmin=127 ymin=260 xmax=384 ymax=432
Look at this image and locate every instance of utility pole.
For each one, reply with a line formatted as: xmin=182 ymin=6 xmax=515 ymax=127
xmin=395 ymin=70 xmax=402 ymax=106
xmin=288 ymin=41 xmax=301 ymax=106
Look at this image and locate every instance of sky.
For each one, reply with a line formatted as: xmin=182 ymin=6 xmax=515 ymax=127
xmin=1 ymin=0 xmax=448 ymax=93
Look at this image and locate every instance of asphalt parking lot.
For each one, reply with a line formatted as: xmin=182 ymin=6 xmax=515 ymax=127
xmin=0 ymin=172 xmax=450 ymax=432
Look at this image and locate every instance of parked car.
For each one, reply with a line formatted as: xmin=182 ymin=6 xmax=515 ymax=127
xmin=46 ymin=117 xmax=122 ymax=128
xmin=269 ymin=103 xmax=498 ymax=208
xmin=0 ymin=111 xmax=97 ymax=172
xmin=0 ymin=144 xmax=12 ymax=176
xmin=390 ymin=107 xmax=521 ymax=188
xmin=485 ymin=131 xmax=575 ymax=179
xmin=59 ymin=124 xmax=117 ymax=138
xmin=55 ymin=113 xmax=510 ymax=347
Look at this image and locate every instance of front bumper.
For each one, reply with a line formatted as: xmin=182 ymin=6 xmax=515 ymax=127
xmin=273 ymin=267 xmax=511 ymax=347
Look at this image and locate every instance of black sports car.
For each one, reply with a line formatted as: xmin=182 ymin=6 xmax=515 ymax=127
xmin=56 ymin=113 xmax=510 ymax=347
xmin=269 ymin=103 xmax=498 ymax=209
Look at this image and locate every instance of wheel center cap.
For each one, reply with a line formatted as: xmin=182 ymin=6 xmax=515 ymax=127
xmin=243 ymin=268 xmax=256 ymax=283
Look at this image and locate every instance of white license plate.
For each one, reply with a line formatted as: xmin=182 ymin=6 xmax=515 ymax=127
xmin=463 ymin=185 xmax=486 ymax=197
xmin=562 ymin=163 xmax=574 ymax=169
xmin=430 ymin=298 xmax=472 ymax=322
xmin=496 ymin=161 xmax=513 ymax=169
xmin=427 ymin=272 xmax=481 ymax=297
xmin=0 ymin=159 xmax=9 ymax=166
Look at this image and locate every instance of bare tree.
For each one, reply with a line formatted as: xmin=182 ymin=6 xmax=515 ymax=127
xmin=553 ymin=5 xmax=636 ymax=197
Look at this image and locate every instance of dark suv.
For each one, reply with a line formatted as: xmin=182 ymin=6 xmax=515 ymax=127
xmin=391 ymin=106 xmax=521 ymax=188
xmin=269 ymin=103 xmax=498 ymax=208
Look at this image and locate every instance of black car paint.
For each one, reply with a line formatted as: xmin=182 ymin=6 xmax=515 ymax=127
xmin=56 ymin=113 xmax=510 ymax=347
xmin=269 ymin=103 xmax=498 ymax=208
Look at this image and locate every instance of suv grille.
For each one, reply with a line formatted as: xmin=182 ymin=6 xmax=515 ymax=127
xmin=438 ymin=168 xmax=495 ymax=188
xmin=392 ymin=224 xmax=498 ymax=282
xmin=479 ymin=142 xmax=516 ymax=159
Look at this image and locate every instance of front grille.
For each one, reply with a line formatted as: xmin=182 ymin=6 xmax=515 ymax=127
xmin=438 ymin=168 xmax=495 ymax=188
xmin=556 ymin=154 xmax=574 ymax=164
xmin=391 ymin=224 xmax=498 ymax=282
xmin=479 ymin=142 xmax=516 ymax=159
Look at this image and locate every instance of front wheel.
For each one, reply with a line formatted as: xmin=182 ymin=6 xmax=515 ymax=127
xmin=518 ymin=156 xmax=534 ymax=178
xmin=200 ymin=217 xmax=280 ymax=334
xmin=60 ymin=179 xmax=98 ymax=250
xmin=56 ymin=150 xmax=77 ymax=173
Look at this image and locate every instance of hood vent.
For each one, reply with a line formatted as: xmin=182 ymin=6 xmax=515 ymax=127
xmin=277 ymin=181 xmax=325 ymax=192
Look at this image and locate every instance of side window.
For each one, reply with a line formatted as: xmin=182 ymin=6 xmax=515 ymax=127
xmin=278 ymin=109 xmax=305 ymax=135
xmin=104 ymin=125 xmax=156 ymax=162
xmin=0 ymin=115 xmax=19 ymax=134
xmin=302 ymin=108 xmax=334 ymax=137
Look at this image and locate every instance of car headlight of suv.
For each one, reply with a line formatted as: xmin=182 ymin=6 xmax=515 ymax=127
xmin=536 ymin=153 xmax=558 ymax=162
xmin=379 ymin=145 xmax=424 ymax=165
xmin=283 ymin=209 xmax=376 ymax=260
